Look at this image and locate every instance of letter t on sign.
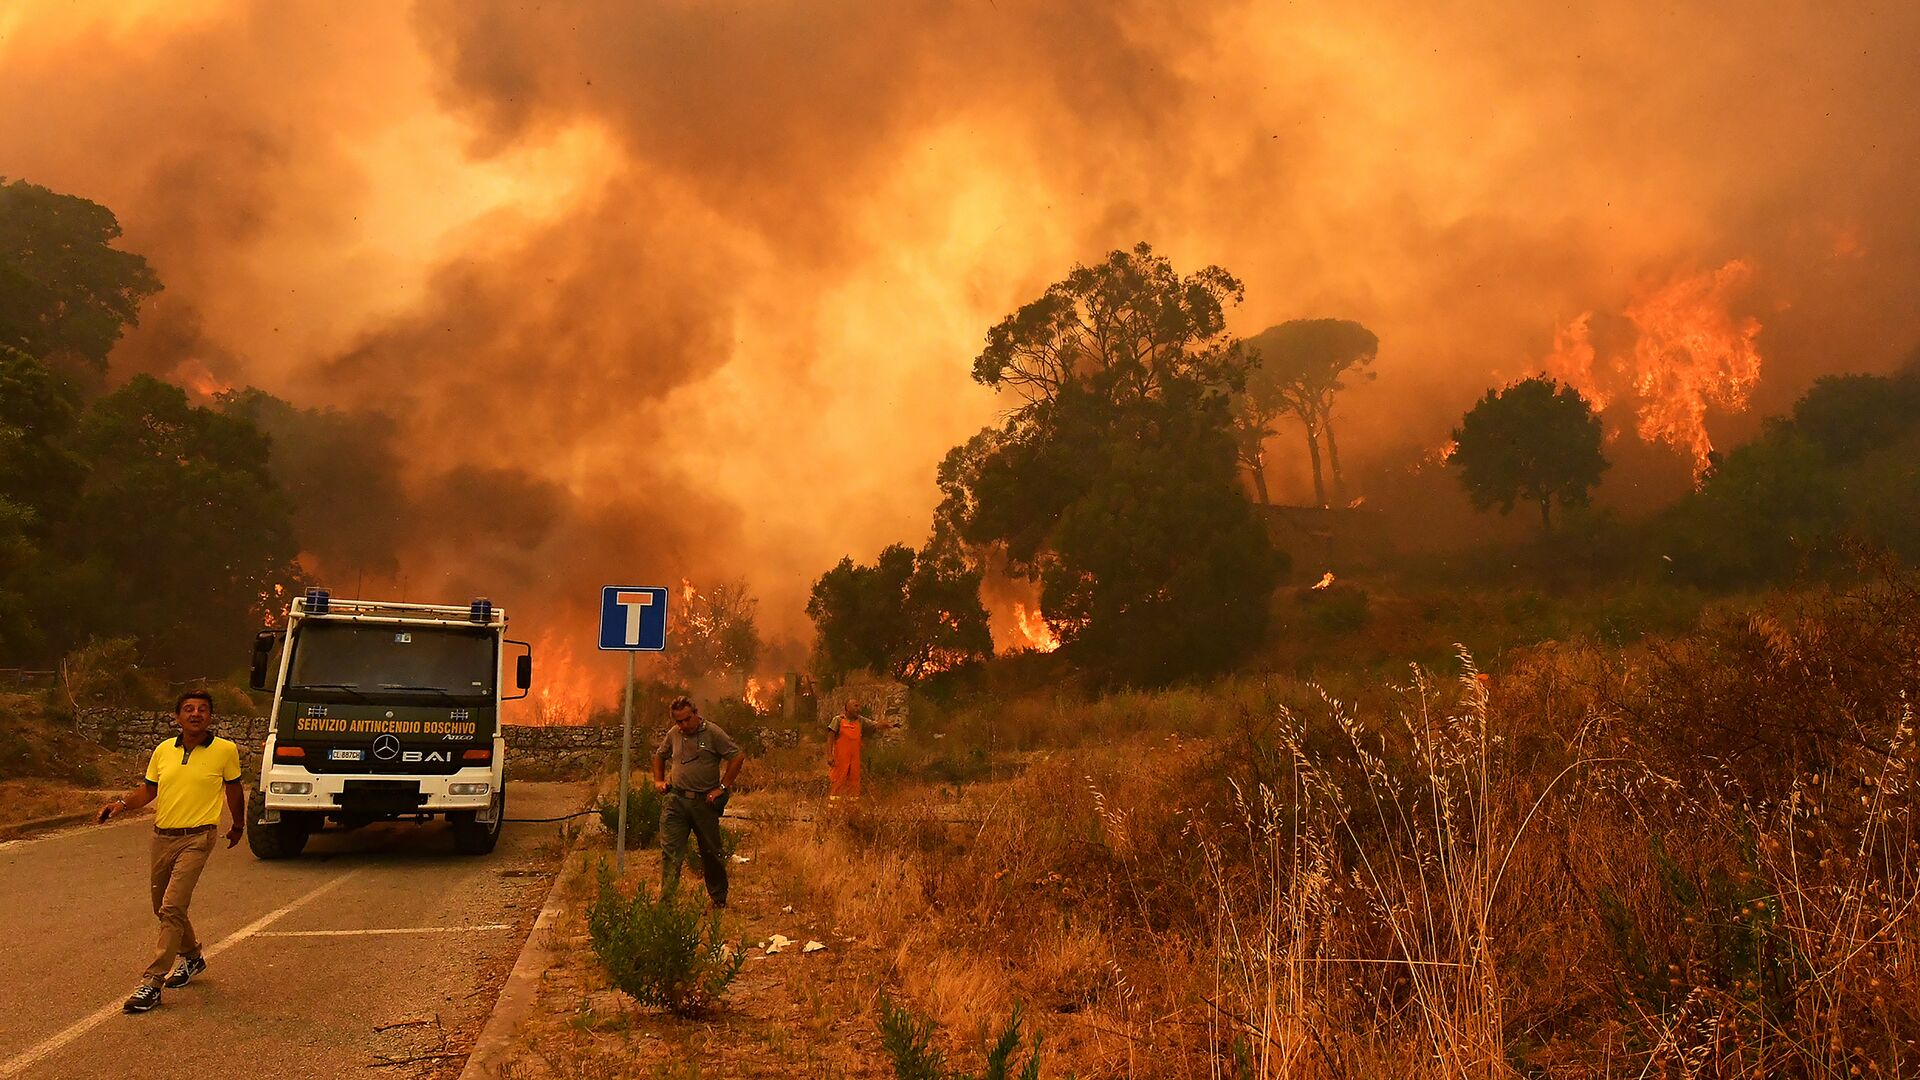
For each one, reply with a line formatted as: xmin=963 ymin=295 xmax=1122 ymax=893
xmin=615 ymin=591 xmax=653 ymax=647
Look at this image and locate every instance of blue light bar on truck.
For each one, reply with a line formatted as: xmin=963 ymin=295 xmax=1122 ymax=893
xmin=305 ymin=588 xmax=330 ymax=614
xmin=470 ymin=598 xmax=493 ymax=624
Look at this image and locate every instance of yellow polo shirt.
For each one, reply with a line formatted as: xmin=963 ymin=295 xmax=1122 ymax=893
xmin=144 ymin=736 xmax=242 ymax=829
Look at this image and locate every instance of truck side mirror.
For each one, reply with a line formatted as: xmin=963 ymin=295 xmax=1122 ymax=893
xmin=250 ymin=630 xmax=275 ymax=690
xmin=516 ymin=653 xmax=533 ymax=690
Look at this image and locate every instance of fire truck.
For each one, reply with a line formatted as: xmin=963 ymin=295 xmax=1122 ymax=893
xmin=245 ymin=590 xmax=531 ymax=858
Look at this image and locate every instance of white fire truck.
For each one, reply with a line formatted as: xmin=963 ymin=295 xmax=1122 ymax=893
xmin=246 ymin=590 xmax=531 ymax=858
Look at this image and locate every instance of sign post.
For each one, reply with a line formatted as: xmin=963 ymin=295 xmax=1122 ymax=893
xmin=598 ymin=585 xmax=670 ymax=875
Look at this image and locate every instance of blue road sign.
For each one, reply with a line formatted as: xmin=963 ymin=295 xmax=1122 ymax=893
xmin=599 ymin=586 xmax=669 ymax=651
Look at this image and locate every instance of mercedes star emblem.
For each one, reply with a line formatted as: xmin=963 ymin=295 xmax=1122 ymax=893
xmin=371 ymin=734 xmax=401 ymax=761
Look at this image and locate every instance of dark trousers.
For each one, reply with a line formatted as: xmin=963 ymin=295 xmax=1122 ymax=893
xmin=660 ymin=791 xmax=727 ymax=904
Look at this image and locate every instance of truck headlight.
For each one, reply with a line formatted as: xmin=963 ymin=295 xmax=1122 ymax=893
xmin=269 ymin=781 xmax=312 ymax=795
xmin=449 ymin=783 xmax=491 ymax=796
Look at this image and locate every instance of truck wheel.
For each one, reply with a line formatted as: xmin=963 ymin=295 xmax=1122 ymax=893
xmin=246 ymin=790 xmax=310 ymax=860
xmin=451 ymin=784 xmax=505 ymax=855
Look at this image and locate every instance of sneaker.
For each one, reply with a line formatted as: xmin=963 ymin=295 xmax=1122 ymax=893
xmin=123 ymin=985 xmax=162 ymax=1013
xmin=164 ymin=954 xmax=206 ymax=989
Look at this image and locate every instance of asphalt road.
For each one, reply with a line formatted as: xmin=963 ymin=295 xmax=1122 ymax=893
xmin=0 ymin=781 xmax=591 ymax=1080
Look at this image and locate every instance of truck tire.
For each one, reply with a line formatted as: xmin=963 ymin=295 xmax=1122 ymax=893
xmin=246 ymin=789 xmax=310 ymax=860
xmin=451 ymin=784 xmax=505 ymax=855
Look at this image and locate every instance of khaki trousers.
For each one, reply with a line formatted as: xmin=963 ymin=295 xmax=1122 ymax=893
xmin=144 ymin=828 xmax=216 ymax=985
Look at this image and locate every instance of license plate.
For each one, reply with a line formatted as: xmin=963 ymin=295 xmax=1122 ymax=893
xmin=329 ymin=749 xmax=364 ymax=762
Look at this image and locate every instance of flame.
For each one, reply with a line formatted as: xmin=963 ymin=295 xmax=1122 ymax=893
xmin=1312 ymin=571 xmax=1335 ymax=590
xmin=171 ymin=358 xmax=233 ymax=400
xmin=528 ymin=630 xmax=595 ymax=727
xmin=1012 ymin=602 xmax=1060 ymax=653
xmin=1541 ymin=311 xmax=1610 ymax=412
xmin=1538 ymin=261 xmax=1763 ymax=478
xmin=258 ymin=581 xmax=287 ymax=627
xmin=1623 ymin=261 xmax=1763 ymax=476
xmin=744 ymin=676 xmax=770 ymax=712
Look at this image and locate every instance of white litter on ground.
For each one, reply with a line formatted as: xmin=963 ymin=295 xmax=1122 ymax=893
xmin=731 ymin=853 xmax=751 ymax=863
xmin=802 ymin=940 xmax=827 ymax=954
xmin=781 ymin=905 xmax=794 ymax=913
xmin=764 ymin=934 xmax=792 ymax=954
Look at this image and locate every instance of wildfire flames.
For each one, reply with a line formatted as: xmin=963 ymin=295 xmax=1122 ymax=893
xmin=1624 ymin=261 xmax=1764 ymax=475
xmin=1312 ymin=572 xmax=1336 ymax=590
xmin=1012 ymin=602 xmax=1061 ymax=653
xmin=1544 ymin=261 xmax=1764 ymax=477
xmin=744 ymin=676 xmax=771 ymax=712
xmin=527 ymin=630 xmax=595 ymax=727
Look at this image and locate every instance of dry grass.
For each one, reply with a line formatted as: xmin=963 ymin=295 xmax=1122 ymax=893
xmin=0 ymin=777 xmax=120 ymax=830
xmin=505 ymin=574 xmax=1920 ymax=1078
xmin=746 ymin=576 xmax=1920 ymax=1078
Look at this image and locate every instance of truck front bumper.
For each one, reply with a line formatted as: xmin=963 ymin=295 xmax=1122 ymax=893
xmin=259 ymin=764 xmax=499 ymax=820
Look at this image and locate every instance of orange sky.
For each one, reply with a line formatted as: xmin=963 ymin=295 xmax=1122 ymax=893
xmin=3 ymin=0 xmax=1917 ymax=672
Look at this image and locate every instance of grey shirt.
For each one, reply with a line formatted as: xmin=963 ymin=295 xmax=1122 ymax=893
xmin=653 ymin=720 xmax=741 ymax=792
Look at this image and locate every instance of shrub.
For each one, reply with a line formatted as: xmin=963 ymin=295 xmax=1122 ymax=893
xmin=1301 ymin=582 xmax=1370 ymax=632
xmin=585 ymin=863 xmax=743 ymax=1018
xmin=878 ymin=993 xmax=1060 ymax=1080
xmin=596 ymin=784 xmax=662 ymax=848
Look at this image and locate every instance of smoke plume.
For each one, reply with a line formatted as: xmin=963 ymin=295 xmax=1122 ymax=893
xmin=3 ymin=0 xmax=1917 ymax=693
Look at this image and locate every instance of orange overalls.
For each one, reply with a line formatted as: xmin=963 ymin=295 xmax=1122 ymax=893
xmin=829 ymin=716 xmax=862 ymax=799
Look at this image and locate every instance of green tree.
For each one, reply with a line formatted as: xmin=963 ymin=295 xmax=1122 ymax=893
xmin=1450 ymin=376 xmax=1608 ymax=532
xmin=0 ymin=178 xmax=161 ymax=371
xmin=0 ymin=497 xmax=42 ymax=656
xmin=952 ymin=243 xmax=1278 ymax=681
xmin=1651 ymin=369 xmax=1920 ymax=586
xmin=1660 ymin=427 xmax=1838 ymax=586
xmin=1240 ymin=319 xmax=1378 ymax=506
xmin=1787 ymin=371 xmax=1920 ymax=463
xmin=0 ymin=345 xmax=84 ymax=526
xmin=974 ymin=241 xmax=1248 ymax=414
xmin=1040 ymin=391 xmax=1280 ymax=681
xmin=806 ymin=543 xmax=992 ymax=682
xmin=65 ymin=375 xmax=302 ymax=671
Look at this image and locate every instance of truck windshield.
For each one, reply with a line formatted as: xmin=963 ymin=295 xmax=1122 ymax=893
xmin=287 ymin=623 xmax=495 ymax=701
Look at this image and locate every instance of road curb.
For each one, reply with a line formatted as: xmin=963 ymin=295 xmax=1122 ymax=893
xmin=457 ymin=819 xmax=597 ymax=1080
xmin=0 ymin=811 xmax=96 ymax=841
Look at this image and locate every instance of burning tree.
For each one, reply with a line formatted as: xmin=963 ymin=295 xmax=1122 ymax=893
xmin=949 ymin=242 xmax=1280 ymax=682
xmin=1450 ymin=376 xmax=1608 ymax=532
xmin=1238 ymin=318 xmax=1378 ymax=507
xmin=667 ymin=580 xmax=762 ymax=685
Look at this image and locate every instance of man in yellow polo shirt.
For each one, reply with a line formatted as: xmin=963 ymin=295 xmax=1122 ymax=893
xmin=97 ymin=690 xmax=246 ymax=1013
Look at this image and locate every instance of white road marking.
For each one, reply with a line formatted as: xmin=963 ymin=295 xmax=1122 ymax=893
xmin=256 ymin=924 xmax=510 ymax=937
xmin=0 ymin=870 xmax=362 ymax=1079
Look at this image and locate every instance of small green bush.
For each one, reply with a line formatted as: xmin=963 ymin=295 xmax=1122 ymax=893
xmin=878 ymin=993 xmax=1063 ymax=1080
xmin=1303 ymin=583 xmax=1370 ymax=632
xmin=596 ymin=784 xmax=662 ymax=848
xmin=586 ymin=863 xmax=744 ymax=1018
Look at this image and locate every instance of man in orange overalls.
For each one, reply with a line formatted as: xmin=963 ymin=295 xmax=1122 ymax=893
xmin=825 ymin=697 xmax=882 ymax=800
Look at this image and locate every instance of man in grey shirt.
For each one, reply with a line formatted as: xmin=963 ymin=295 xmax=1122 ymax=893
xmin=651 ymin=696 xmax=745 ymax=906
